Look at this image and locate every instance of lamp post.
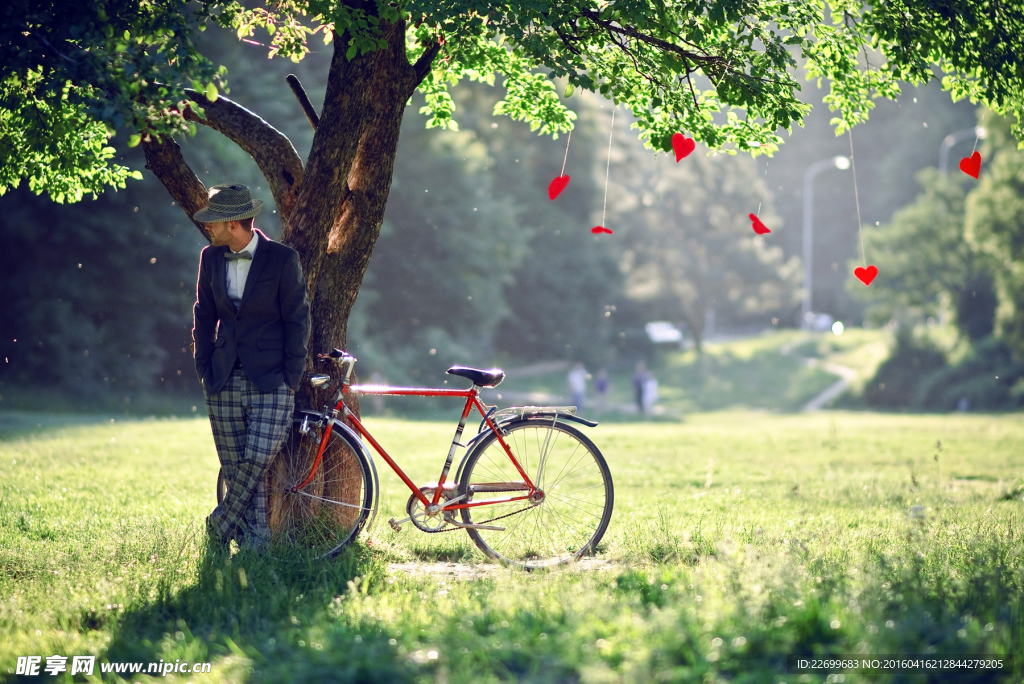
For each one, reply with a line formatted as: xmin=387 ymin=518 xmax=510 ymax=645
xmin=801 ymin=155 xmax=851 ymax=329
xmin=939 ymin=126 xmax=987 ymax=174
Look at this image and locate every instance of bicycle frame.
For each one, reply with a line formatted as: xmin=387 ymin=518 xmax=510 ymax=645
xmin=295 ymin=380 xmax=539 ymax=513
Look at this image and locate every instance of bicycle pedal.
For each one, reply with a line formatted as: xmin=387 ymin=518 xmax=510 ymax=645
xmin=388 ymin=517 xmax=402 ymax=532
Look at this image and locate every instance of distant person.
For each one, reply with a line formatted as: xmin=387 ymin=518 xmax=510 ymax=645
xmin=594 ymin=369 xmax=610 ymax=409
xmin=192 ymin=183 xmax=311 ymax=552
xmin=642 ymin=375 xmax=658 ymax=414
xmin=567 ymin=362 xmax=589 ymax=409
xmin=631 ymin=362 xmax=650 ymax=415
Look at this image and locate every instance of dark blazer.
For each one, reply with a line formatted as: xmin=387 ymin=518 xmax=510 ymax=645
xmin=193 ymin=229 xmax=311 ymax=394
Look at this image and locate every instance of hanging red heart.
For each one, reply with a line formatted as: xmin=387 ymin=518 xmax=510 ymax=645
xmin=854 ymin=265 xmax=878 ymax=286
xmin=591 ymin=226 xmax=613 ymax=234
xmin=959 ymin=151 xmax=982 ymax=179
xmin=748 ymin=213 xmax=771 ymax=235
xmin=548 ymin=175 xmax=570 ymax=200
xmin=672 ymin=133 xmax=695 ymax=162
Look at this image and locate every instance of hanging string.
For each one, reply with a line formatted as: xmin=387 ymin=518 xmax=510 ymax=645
xmin=971 ymin=131 xmax=981 ymax=154
xmin=848 ymin=128 xmax=866 ymax=267
xmin=560 ymin=129 xmax=572 ymax=177
xmin=756 ymin=158 xmax=770 ymax=217
xmin=600 ymin=108 xmax=616 ymax=229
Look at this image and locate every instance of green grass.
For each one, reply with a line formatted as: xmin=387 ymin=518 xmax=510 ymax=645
xmin=2 ymin=411 xmax=1023 ymax=682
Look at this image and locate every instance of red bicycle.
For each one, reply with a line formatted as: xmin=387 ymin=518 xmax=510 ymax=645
xmin=224 ymin=349 xmax=614 ymax=568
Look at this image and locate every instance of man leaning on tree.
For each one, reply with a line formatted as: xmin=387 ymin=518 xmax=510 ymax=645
xmin=192 ymin=183 xmax=311 ymax=551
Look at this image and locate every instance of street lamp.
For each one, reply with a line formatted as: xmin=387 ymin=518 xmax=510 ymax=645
xmin=801 ymin=155 xmax=850 ymax=329
xmin=939 ymin=126 xmax=987 ymax=174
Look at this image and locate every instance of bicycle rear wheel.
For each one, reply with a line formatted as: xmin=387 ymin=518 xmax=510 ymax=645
xmin=266 ymin=416 xmax=374 ymax=558
xmin=458 ymin=418 xmax=613 ymax=568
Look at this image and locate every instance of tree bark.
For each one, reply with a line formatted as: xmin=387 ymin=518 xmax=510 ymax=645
xmin=307 ymin=24 xmax=419 ymax=401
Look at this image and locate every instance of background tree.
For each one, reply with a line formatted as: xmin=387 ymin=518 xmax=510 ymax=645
xmin=4 ymin=0 xmax=1024 ymax=414
xmin=350 ymin=101 xmax=529 ymax=383
xmin=604 ymin=107 xmax=798 ymax=351
xmin=0 ymin=184 xmax=204 ymax=401
xmin=854 ymin=168 xmax=996 ymax=341
xmin=966 ymin=114 xmax=1024 ymax=359
xmin=853 ymin=110 xmax=1024 ymax=410
xmin=767 ymin=80 xmax=978 ymax=324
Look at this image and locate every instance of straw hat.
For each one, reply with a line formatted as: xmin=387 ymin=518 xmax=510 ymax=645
xmin=192 ymin=183 xmax=264 ymax=222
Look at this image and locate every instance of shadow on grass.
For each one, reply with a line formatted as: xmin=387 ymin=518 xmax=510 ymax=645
xmin=98 ymin=541 xmax=419 ymax=683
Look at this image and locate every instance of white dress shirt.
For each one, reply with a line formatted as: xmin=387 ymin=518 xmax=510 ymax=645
xmin=226 ymin=231 xmax=259 ymax=310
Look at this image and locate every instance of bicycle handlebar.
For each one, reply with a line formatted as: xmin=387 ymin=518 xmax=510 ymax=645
xmin=316 ymin=348 xmax=357 ymax=384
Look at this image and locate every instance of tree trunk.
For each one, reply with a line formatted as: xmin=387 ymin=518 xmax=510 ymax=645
xmin=284 ymin=20 xmax=420 ymax=411
xmin=145 ymin=16 xmax=436 ymax=535
xmin=680 ymin=308 xmax=704 ymax=354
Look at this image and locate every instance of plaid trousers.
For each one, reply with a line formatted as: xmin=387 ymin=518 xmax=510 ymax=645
xmin=205 ymin=365 xmax=293 ymax=547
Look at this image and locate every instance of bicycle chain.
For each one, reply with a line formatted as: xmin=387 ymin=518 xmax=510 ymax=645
xmin=421 ymin=502 xmax=539 ymax=533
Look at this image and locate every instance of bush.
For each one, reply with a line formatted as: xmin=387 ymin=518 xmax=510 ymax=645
xmin=863 ymin=330 xmax=1024 ymax=411
xmin=914 ymin=337 xmax=1024 ymax=411
xmin=863 ymin=331 xmax=947 ymax=408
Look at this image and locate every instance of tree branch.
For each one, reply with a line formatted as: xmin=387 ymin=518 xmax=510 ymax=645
xmin=577 ymin=9 xmax=726 ymax=68
xmin=413 ymin=39 xmax=443 ymax=85
xmin=604 ymin=28 xmax=666 ymax=89
xmin=685 ymin=69 xmax=700 ymax=109
xmin=287 ymin=74 xmax=320 ymax=130
xmin=182 ymin=90 xmax=304 ymax=228
xmin=552 ymin=23 xmax=584 ymax=58
xmin=141 ymin=137 xmax=210 ymax=241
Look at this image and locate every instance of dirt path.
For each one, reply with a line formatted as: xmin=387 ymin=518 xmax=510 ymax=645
xmin=802 ymin=360 xmax=858 ymax=411
xmin=388 ymin=557 xmax=617 ymax=579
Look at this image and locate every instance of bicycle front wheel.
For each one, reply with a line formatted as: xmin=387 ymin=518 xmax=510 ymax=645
xmin=267 ymin=416 xmax=374 ymax=558
xmin=458 ymin=418 xmax=613 ymax=568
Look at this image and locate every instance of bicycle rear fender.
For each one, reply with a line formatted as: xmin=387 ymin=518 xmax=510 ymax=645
xmin=293 ymin=409 xmax=381 ymax=533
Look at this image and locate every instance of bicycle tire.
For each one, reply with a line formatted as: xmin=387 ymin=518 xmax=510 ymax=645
xmin=457 ymin=418 xmax=613 ymax=568
xmin=266 ymin=416 xmax=374 ymax=558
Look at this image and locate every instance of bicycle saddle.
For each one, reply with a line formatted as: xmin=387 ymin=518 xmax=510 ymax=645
xmin=446 ymin=366 xmax=505 ymax=388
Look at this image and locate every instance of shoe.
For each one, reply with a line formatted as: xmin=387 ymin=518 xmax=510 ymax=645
xmin=205 ymin=516 xmax=231 ymax=553
xmin=236 ymin=529 xmax=270 ymax=554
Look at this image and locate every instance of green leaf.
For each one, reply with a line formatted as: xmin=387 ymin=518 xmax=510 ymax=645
xmin=563 ymin=83 xmax=574 ymax=98
xmin=127 ymin=133 xmax=142 ymax=148
xmin=205 ymin=82 xmax=218 ymax=102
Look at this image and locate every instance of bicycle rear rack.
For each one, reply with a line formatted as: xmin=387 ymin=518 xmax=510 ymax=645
xmin=489 ymin=405 xmax=599 ymax=428
xmin=465 ymin=405 xmax=599 ymax=451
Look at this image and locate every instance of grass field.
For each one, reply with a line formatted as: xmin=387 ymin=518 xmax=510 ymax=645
xmin=1 ymin=410 xmax=1023 ymax=682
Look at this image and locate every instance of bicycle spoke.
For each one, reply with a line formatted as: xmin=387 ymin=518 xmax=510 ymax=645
xmin=266 ymin=420 xmax=371 ymax=558
xmin=461 ymin=421 xmax=611 ymax=567
xmin=293 ymin=489 xmax=371 ymax=511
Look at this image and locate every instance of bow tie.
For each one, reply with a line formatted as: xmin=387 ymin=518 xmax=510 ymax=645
xmin=224 ymin=250 xmax=252 ymax=262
